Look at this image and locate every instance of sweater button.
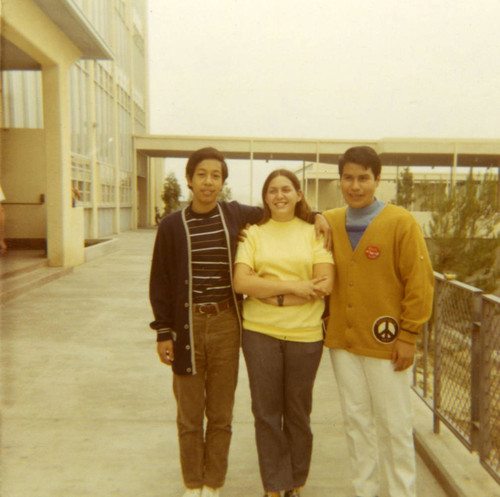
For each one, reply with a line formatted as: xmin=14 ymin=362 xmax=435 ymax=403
xmin=184 ymin=302 xmax=189 ymax=308
xmin=184 ymin=324 xmax=189 ymax=329
xmin=184 ymin=280 xmax=188 ymax=285
xmin=186 ymin=368 xmax=192 ymax=373
xmin=186 ymin=345 xmax=191 ymax=350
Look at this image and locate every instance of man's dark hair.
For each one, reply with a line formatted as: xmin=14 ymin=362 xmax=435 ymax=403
xmin=339 ymin=146 xmax=382 ymax=178
xmin=185 ymin=147 xmax=228 ymax=189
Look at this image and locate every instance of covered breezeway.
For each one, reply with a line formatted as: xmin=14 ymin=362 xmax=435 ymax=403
xmin=133 ymin=135 xmax=500 ymax=227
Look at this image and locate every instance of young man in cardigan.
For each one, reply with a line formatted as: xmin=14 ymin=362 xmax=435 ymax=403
xmin=323 ymin=146 xmax=434 ymax=497
xmin=149 ymin=147 xmax=331 ymax=497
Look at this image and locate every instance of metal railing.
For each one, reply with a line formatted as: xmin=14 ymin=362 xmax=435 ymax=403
xmin=412 ymin=273 xmax=500 ymax=483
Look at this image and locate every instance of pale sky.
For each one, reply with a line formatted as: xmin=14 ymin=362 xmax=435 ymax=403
xmin=146 ymin=0 xmax=500 ymax=202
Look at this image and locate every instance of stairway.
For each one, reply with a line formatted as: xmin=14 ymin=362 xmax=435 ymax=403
xmin=0 ymin=251 xmax=73 ymax=304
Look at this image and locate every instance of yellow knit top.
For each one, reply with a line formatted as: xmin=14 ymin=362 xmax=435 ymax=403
xmin=235 ymin=217 xmax=334 ymax=342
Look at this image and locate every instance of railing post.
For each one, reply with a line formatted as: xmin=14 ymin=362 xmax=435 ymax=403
xmin=433 ymin=276 xmax=444 ymax=434
xmin=471 ymin=322 xmax=481 ymax=450
xmin=478 ymin=298 xmax=488 ymax=464
xmin=423 ymin=321 xmax=430 ymax=398
xmin=413 ymin=321 xmax=430 ymax=398
xmin=470 ymin=291 xmax=483 ymax=451
xmin=478 ymin=294 xmax=499 ymax=478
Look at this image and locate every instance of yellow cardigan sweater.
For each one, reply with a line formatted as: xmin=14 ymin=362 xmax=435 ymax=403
xmin=324 ymin=204 xmax=434 ymax=360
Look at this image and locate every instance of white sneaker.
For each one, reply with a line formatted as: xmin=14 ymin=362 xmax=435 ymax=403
xmin=182 ymin=489 xmax=202 ymax=497
xmin=201 ymin=486 xmax=220 ymax=497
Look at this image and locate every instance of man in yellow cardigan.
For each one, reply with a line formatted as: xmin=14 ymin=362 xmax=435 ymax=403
xmin=323 ymin=146 xmax=434 ymax=497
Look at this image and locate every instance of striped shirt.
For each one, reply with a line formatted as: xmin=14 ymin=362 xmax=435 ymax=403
xmin=186 ymin=205 xmax=232 ymax=304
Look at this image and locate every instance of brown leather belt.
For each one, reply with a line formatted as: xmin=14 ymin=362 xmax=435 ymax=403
xmin=193 ymin=298 xmax=235 ymax=315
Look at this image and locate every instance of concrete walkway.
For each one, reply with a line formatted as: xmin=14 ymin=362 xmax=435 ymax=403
xmin=0 ymin=230 xmax=493 ymax=496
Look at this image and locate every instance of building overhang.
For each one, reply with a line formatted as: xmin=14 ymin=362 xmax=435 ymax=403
xmin=134 ymin=135 xmax=500 ymax=168
xmin=1 ymin=37 xmax=42 ymax=70
xmin=32 ymin=0 xmax=113 ymax=60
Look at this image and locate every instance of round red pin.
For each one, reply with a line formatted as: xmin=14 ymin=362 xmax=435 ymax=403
xmin=365 ymin=245 xmax=380 ymax=259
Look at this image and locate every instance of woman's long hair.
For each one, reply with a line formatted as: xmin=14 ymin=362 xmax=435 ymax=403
xmin=259 ymin=169 xmax=312 ymax=224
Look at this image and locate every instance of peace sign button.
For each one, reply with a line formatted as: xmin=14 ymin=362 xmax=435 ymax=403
xmin=372 ymin=316 xmax=399 ymax=344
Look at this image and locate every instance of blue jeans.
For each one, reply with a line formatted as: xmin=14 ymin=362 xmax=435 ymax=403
xmin=173 ymin=307 xmax=240 ymax=489
xmin=242 ymin=329 xmax=323 ymax=492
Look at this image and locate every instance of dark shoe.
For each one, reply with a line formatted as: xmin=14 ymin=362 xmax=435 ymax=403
xmin=284 ymin=491 xmax=300 ymax=497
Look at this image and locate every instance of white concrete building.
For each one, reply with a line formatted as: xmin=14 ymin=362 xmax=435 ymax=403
xmin=1 ymin=0 xmax=150 ymax=266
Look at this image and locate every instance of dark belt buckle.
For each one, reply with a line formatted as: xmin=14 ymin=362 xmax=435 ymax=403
xmin=198 ymin=303 xmax=217 ymax=315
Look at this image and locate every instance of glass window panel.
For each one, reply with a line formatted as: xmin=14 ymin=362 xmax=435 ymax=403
xmin=71 ymin=155 xmax=92 ymax=204
xmin=1 ymin=71 xmax=43 ymax=128
xmin=98 ymin=162 xmax=116 ymax=204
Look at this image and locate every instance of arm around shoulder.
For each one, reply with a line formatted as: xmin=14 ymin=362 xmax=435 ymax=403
xmin=228 ymin=200 xmax=263 ymax=226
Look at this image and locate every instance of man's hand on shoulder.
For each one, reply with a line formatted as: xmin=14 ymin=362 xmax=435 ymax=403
xmin=237 ymin=223 xmax=251 ymax=243
xmin=314 ymin=214 xmax=332 ymax=251
xmin=391 ymin=339 xmax=415 ymax=372
xmin=157 ymin=339 xmax=174 ymax=366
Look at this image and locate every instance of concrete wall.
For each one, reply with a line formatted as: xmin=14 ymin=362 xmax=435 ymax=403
xmin=137 ymin=175 xmax=147 ymax=228
xmin=147 ymin=157 xmax=166 ymax=225
xmin=136 ymin=153 xmax=148 ymax=228
xmin=1 ymin=128 xmax=47 ymax=239
xmin=305 ymin=179 xmax=343 ymax=211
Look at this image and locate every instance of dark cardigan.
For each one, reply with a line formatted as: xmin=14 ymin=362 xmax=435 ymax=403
xmin=149 ymin=201 xmax=263 ymax=375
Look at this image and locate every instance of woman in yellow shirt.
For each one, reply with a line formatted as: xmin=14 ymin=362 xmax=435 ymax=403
xmin=234 ymin=169 xmax=334 ymax=497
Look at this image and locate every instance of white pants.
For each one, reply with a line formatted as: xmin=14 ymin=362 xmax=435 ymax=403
xmin=329 ymin=349 xmax=416 ymax=497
